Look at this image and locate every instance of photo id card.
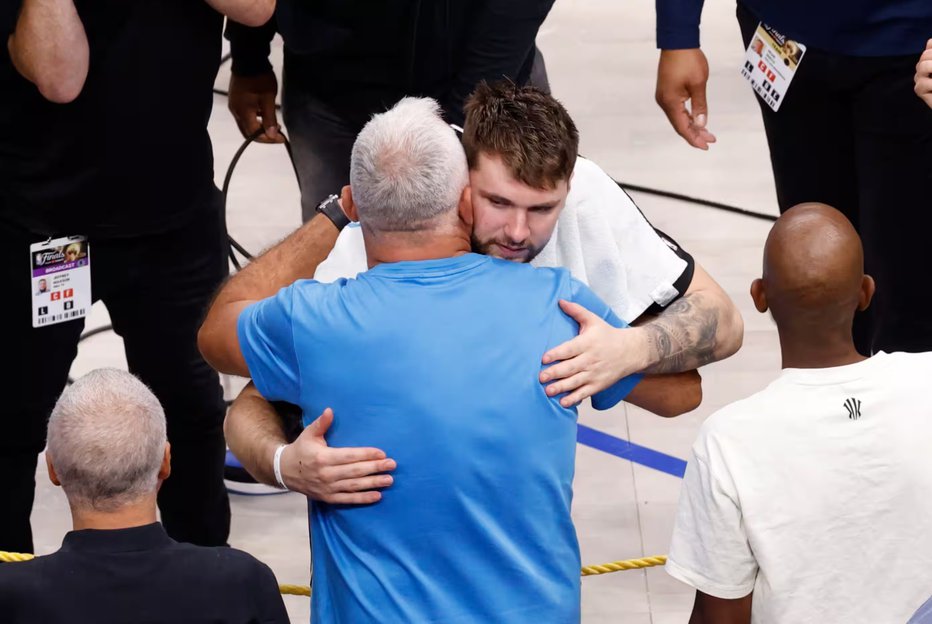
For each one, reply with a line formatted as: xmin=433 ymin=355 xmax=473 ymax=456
xmin=740 ymin=22 xmax=807 ymax=112
xmin=30 ymin=236 xmax=91 ymax=328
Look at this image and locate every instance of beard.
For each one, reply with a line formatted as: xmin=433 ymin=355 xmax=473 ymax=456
xmin=470 ymin=232 xmax=544 ymax=264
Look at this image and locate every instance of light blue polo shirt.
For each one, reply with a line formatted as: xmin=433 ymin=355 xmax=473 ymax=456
xmin=238 ymin=253 xmax=641 ymax=623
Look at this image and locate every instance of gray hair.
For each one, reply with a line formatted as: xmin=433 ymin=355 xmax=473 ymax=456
xmin=350 ymin=97 xmax=469 ymax=232
xmin=47 ymin=369 xmax=167 ymax=512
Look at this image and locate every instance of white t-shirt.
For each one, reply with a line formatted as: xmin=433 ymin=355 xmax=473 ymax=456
xmin=313 ymin=157 xmax=689 ymax=323
xmin=666 ymin=351 xmax=932 ymax=624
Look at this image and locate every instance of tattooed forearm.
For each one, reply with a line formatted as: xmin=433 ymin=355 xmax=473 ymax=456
xmin=638 ymin=292 xmax=724 ymax=374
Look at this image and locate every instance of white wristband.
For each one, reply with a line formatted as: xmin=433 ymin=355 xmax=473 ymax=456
xmin=273 ymin=444 xmax=290 ymax=491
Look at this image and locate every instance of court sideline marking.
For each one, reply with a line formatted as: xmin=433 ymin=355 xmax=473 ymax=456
xmin=577 ymin=424 xmax=687 ymax=478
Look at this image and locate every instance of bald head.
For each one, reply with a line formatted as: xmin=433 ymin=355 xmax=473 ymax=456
xmin=754 ymin=203 xmax=873 ymax=334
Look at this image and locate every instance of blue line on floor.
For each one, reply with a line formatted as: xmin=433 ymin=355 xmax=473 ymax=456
xmin=577 ymin=424 xmax=687 ymax=478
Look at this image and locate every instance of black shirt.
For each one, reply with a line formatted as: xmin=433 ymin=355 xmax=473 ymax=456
xmin=0 ymin=1 xmax=222 ymax=239
xmin=0 ymin=523 xmax=290 ymax=623
xmin=227 ymin=0 xmax=555 ymax=127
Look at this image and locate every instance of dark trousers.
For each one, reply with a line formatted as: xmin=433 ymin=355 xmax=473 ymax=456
xmin=738 ymin=4 xmax=932 ymax=355
xmin=282 ymin=48 xmax=552 ymax=222
xmin=0 ymin=190 xmax=231 ymax=553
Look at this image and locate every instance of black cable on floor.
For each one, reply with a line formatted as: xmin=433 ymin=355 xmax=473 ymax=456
xmin=222 ymin=127 xmax=300 ymax=270
xmin=617 ymin=182 xmax=776 ymax=222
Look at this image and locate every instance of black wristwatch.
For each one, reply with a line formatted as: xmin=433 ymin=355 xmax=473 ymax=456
xmin=315 ymin=193 xmax=350 ymax=231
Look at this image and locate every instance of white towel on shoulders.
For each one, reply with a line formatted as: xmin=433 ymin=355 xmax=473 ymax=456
xmin=533 ymin=157 xmax=686 ymax=322
xmin=314 ymin=157 xmax=688 ymax=324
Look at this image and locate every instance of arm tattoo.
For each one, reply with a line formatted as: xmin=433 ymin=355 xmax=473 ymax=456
xmin=640 ymin=292 xmax=720 ymax=374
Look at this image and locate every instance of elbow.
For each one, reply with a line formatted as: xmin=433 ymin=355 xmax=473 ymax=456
xmin=665 ymin=397 xmax=702 ymax=418
xmin=222 ymin=400 xmax=235 ymax=441
xmin=198 ymin=314 xmax=247 ymax=377
xmin=36 ymin=76 xmax=85 ymax=104
xmin=684 ymin=373 xmax=704 ymax=414
xmin=224 ymin=383 xmax=254 ymax=440
xmin=232 ymin=1 xmax=276 ymax=27
xmin=654 ymin=403 xmax=691 ymax=419
xmin=658 ymin=371 xmax=703 ymax=418
xmin=254 ymin=2 xmax=277 ymax=26
xmin=8 ymin=36 xmax=88 ymax=103
xmin=29 ymin=48 xmax=89 ymax=104
xmin=717 ymin=305 xmax=745 ymax=361
xmin=197 ymin=322 xmax=220 ymax=371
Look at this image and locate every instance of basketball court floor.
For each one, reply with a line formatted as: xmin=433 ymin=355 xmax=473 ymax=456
xmin=29 ymin=1 xmax=782 ymax=621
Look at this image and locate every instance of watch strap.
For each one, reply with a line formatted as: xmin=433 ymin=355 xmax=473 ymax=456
xmin=316 ymin=194 xmax=350 ymax=231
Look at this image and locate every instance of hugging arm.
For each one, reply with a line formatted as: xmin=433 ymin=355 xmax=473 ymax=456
xmin=198 ymin=213 xmax=340 ymax=376
xmin=225 ymin=383 xmax=395 ymax=502
xmin=638 ymin=264 xmax=743 ymax=374
xmin=540 ymin=266 xmax=741 ymax=405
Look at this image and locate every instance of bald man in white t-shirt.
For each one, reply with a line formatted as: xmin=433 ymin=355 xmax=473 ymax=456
xmin=666 ymin=203 xmax=932 ymax=623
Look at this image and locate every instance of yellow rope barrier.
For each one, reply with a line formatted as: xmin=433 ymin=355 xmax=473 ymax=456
xmin=279 ymin=584 xmax=312 ymax=597
xmin=0 ymin=550 xmax=667 ymax=596
xmin=581 ymin=555 xmax=667 ymax=576
xmin=0 ymin=551 xmax=34 ymax=562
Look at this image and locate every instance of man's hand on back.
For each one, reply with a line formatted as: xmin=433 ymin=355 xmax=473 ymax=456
xmin=539 ymin=300 xmax=651 ymax=406
xmin=281 ymin=408 xmax=397 ymax=504
xmin=539 ymin=264 xmax=743 ymax=405
xmin=656 ymin=49 xmax=717 ymax=150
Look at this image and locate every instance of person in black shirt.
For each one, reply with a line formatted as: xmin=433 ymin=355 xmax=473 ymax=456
xmin=225 ymin=0 xmax=555 ymax=221
xmin=655 ymin=1 xmax=932 ymax=356
xmin=0 ymin=369 xmax=289 ymax=624
xmin=0 ymin=0 xmax=273 ymax=553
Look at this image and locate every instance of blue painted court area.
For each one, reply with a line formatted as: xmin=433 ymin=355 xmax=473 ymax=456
xmin=226 ymin=427 xmax=688 ymax=485
xmin=577 ymin=424 xmax=687 ymax=478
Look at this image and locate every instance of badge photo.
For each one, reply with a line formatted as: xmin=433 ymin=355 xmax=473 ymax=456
xmin=30 ymin=236 xmax=92 ymax=329
xmin=740 ymin=23 xmax=807 ymax=112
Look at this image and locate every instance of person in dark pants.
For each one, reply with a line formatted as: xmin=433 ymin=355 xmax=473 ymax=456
xmin=0 ymin=369 xmax=289 ymax=624
xmin=225 ymin=0 xmax=554 ymax=222
xmin=654 ymin=0 xmax=932 ymax=356
xmin=0 ymin=0 xmax=274 ymax=554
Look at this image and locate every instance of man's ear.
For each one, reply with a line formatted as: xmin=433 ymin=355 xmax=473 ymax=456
xmin=340 ymin=185 xmax=359 ymax=223
xmin=157 ymin=442 xmax=171 ymax=485
xmin=457 ymin=186 xmax=474 ymax=228
xmin=750 ymin=278 xmax=768 ymax=314
xmin=46 ymin=453 xmax=62 ymax=487
xmin=858 ymin=274 xmax=876 ymax=312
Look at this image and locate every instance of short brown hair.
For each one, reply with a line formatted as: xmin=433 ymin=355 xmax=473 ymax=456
xmin=462 ymin=81 xmax=579 ymax=190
